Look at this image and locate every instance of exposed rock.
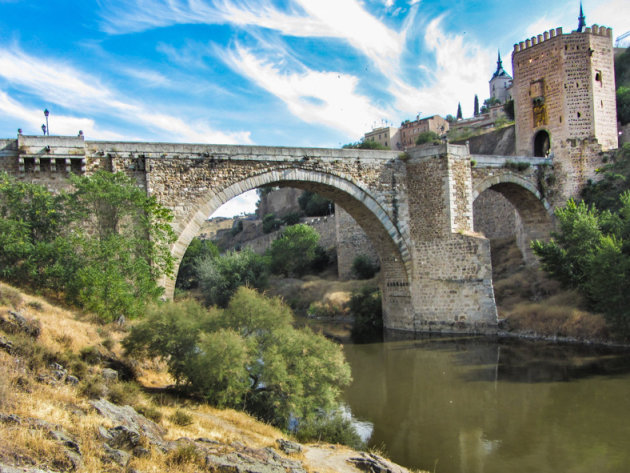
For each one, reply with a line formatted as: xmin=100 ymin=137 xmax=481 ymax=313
xmin=48 ymin=430 xmax=80 ymax=455
xmin=89 ymin=399 xmax=165 ymax=448
xmin=101 ymin=368 xmax=118 ymax=383
xmin=0 ymin=414 xmax=21 ymax=425
xmin=102 ymin=444 xmax=130 ymax=467
xmin=106 ymin=425 xmax=141 ymax=450
xmin=276 ymin=438 xmax=302 ymax=454
xmin=132 ymin=446 xmax=151 ymax=458
xmin=0 ymin=335 xmax=14 ymax=353
xmin=0 ymin=462 xmax=52 ymax=473
xmin=347 ymin=452 xmax=412 ymax=473
xmin=0 ymin=311 xmax=40 ymax=338
xmin=65 ymin=375 xmax=79 ymax=385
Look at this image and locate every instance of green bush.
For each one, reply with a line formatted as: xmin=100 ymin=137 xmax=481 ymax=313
xmin=415 ymin=131 xmax=440 ymax=145
xmin=0 ymin=171 xmax=175 ymax=322
xmin=124 ymin=288 xmax=352 ymax=430
xmin=268 ymin=224 xmax=320 ymax=277
xmin=349 ymin=287 xmax=383 ymax=343
xmin=196 ymin=248 xmax=268 ymax=308
xmin=298 ymin=191 xmax=333 ymax=217
xmin=230 ymin=220 xmax=244 ymax=236
xmin=294 ymin=412 xmax=363 ymax=449
xmin=281 ymin=212 xmax=302 ymax=226
xmin=169 ymin=409 xmax=194 ymax=426
xmin=175 ymin=238 xmax=219 ymax=290
xmin=262 ymin=213 xmax=281 ymax=234
xmin=351 ymin=255 xmax=379 ymax=280
xmin=532 ymin=194 xmax=630 ymax=338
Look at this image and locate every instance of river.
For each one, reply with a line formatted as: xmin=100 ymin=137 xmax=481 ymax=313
xmin=340 ymin=334 xmax=630 ymax=473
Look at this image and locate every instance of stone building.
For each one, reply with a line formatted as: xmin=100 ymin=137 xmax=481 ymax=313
xmin=363 ymin=126 xmax=401 ymax=150
xmin=489 ymin=51 xmax=513 ymax=104
xmin=512 ymin=9 xmax=617 ymax=204
xmin=399 ymin=115 xmax=449 ymax=148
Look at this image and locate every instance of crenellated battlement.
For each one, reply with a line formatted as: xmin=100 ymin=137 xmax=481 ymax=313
xmin=513 ymin=24 xmax=612 ymax=53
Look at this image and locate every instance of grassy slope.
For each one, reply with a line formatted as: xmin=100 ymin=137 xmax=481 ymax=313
xmin=490 ymin=237 xmax=609 ymax=341
xmin=0 ymin=281 xmax=424 ymax=473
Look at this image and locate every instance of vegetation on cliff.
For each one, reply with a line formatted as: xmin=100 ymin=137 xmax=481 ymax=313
xmin=532 ymin=146 xmax=630 ymax=339
xmin=0 ymin=171 xmax=175 ymax=322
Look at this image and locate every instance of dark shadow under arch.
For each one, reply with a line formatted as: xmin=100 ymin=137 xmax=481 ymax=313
xmin=533 ymin=130 xmax=550 ymax=157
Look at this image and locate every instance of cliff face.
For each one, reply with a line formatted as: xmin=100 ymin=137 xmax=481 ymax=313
xmin=453 ymin=125 xmax=516 ymax=155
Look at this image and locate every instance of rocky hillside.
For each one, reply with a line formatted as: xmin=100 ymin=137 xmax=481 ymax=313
xmin=0 ymin=282 xmax=419 ymax=473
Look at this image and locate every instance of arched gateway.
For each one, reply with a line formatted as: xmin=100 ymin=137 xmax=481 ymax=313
xmin=2 ymin=135 xmax=555 ymax=334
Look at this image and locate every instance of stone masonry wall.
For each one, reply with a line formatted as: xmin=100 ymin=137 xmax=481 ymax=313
xmin=335 ymin=206 xmax=379 ymax=280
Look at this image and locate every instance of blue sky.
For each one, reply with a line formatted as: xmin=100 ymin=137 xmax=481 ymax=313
xmin=0 ymin=0 xmax=628 ymax=216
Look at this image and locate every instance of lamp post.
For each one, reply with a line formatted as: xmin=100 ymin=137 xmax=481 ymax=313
xmin=43 ymin=109 xmax=50 ymax=136
xmin=41 ymin=124 xmax=47 ymax=135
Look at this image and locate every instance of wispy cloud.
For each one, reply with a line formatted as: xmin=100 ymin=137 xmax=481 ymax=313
xmin=0 ymin=47 xmax=252 ymax=143
xmin=220 ymin=43 xmax=388 ymax=137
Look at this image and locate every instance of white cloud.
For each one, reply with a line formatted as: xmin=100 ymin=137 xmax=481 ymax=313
xmin=388 ymin=17 xmax=492 ymax=118
xmin=210 ymin=189 xmax=259 ymax=218
xmin=0 ymin=47 xmax=252 ymax=144
xmin=221 ymin=44 xmax=388 ymax=137
xmin=0 ymin=91 xmax=125 ymax=139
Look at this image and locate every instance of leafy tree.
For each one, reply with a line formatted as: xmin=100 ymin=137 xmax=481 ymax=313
xmin=532 ymin=195 xmax=630 ymax=337
xmin=351 ymin=254 xmax=380 ymax=279
xmin=415 ymin=131 xmax=440 ymax=146
xmin=474 ymin=94 xmax=480 ymax=116
xmin=124 ymin=288 xmax=353 ymax=431
xmin=268 ymin=224 xmax=320 ymax=277
xmin=581 ymin=144 xmax=630 ymax=212
xmin=298 ymin=191 xmax=333 ymax=217
xmin=196 ymin=248 xmax=268 ymax=307
xmin=342 ymin=140 xmax=388 ymax=150
xmin=456 ymin=102 xmax=463 ymax=120
xmin=480 ymin=97 xmax=501 ymax=114
xmin=0 ymin=171 xmax=175 ymax=321
xmin=617 ymin=86 xmax=630 ymax=126
xmin=175 ymin=238 xmax=219 ymax=290
xmin=262 ymin=213 xmax=281 ymax=234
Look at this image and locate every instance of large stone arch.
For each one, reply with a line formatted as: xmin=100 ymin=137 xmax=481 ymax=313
xmin=162 ymin=168 xmax=414 ymax=329
xmin=473 ymin=172 xmax=552 ymax=263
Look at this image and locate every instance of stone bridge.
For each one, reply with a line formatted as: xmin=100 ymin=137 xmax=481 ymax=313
xmin=0 ymin=135 xmax=554 ymax=334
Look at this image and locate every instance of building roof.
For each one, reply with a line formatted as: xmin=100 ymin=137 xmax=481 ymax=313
xmin=491 ymin=51 xmax=511 ymax=79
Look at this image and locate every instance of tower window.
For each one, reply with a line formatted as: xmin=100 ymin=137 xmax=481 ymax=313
xmin=595 ymin=71 xmax=602 ymax=84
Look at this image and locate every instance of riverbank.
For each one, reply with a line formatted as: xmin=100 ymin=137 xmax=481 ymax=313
xmin=0 ymin=281 xmax=422 ymax=473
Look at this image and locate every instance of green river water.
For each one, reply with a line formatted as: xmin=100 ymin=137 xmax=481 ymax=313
xmin=341 ymin=335 xmax=630 ymax=473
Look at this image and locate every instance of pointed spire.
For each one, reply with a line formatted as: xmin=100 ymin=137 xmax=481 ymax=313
xmin=496 ymin=50 xmax=503 ymax=71
xmin=577 ymin=1 xmax=586 ymax=32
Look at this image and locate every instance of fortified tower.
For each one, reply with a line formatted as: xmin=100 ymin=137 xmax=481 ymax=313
xmin=512 ymin=6 xmax=617 ymax=204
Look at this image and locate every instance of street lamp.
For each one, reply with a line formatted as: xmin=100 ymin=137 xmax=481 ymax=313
xmin=43 ymin=109 xmax=49 ymax=136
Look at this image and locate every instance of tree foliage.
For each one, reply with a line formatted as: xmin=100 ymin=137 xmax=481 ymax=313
xmin=196 ymin=248 xmax=268 ymax=307
xmin=617 ymin=87 xmax=630 ymax=126
xmin=268 ymin=224 xmax=321 ymax=277
xmin=349 ymin=286 xmax=383 ymax=343
xmin=351 ymin=254 xmax=379 ymax=279
xmin=532 ymin=195 xmax=630 ymax=337
xmin=175 ymin=238 xmax=219 ymax=290
xmin=0 ymin=171 xmax=175 ymax=321
xmin=415 ymin=131 xmax=440 ymax=145
xmin=123 ymin=287 xmax=353 ymax=430
xmin=581 ymin=144 xmax=630 ymax=212
xmin=298 ymin=191 xmax=333 ymax=217
xmin=342 ymin=140 xmax=389 ymax=150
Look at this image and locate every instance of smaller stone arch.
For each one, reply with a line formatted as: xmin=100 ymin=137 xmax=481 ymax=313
xmin=533 ymin=129 xmax=551 ymax=157
xmin=473 ymin=172 xmax=552 ymax=264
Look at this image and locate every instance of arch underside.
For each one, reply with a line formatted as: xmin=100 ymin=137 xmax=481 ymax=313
xmin=165 ymin=169 xmax=412 ymax=300
xmin=473 ymin=174 xmax=552 ymax=263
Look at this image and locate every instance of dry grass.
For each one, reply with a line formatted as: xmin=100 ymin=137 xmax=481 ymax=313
xmin=0 ymin=281 xmax=297 ymax=473
xmin=267 ymin=275 xmax=377 ymax=315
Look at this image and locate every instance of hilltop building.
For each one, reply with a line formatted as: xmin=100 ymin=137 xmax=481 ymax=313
xmin=399 ymin=115 xmax=449 ymax=148
xmin=363 ymin=126 xmax=401 ymax=150
xmin=489 ymin=51 xmax=513 ymax=103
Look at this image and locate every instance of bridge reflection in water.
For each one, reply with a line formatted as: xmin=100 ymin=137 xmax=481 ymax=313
xmin=342 ymin=335 xmax=630 ymax=473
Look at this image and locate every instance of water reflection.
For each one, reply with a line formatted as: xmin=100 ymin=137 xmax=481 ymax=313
xmin=342 ymin=335 xmax=630 ymax=473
